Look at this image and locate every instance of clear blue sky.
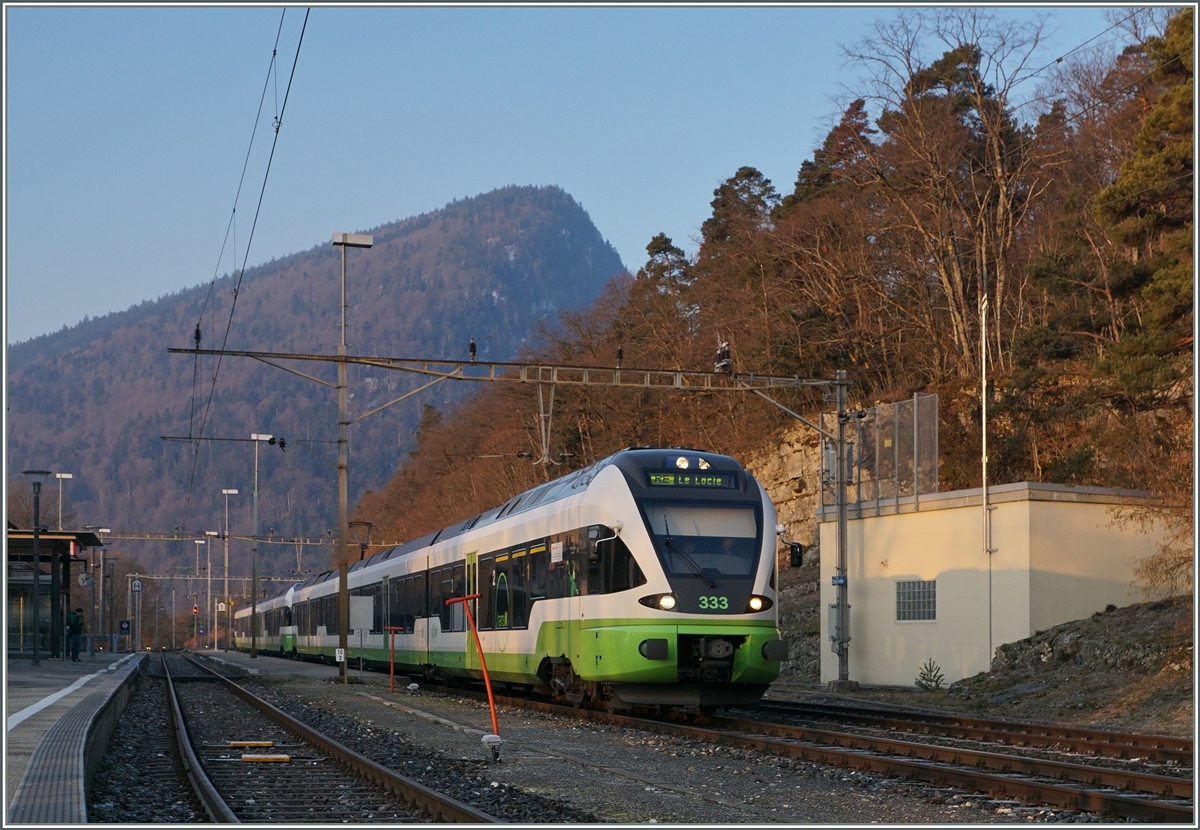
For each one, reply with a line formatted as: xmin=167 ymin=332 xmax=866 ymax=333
xmin=5 ymin=5 xmax=1128 ymax=346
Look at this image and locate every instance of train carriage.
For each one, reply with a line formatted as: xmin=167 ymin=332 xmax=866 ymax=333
xmin=235 ymin=447 xmax=787 ymax=707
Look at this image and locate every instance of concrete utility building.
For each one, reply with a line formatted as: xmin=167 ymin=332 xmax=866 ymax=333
xmin=816 ymin=482 xmax=1165 ymax=688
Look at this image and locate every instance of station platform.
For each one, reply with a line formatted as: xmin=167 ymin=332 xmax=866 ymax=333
xmin=5 ymin=651 xmax=142 ymax=822
xmin=5 ymin=647 xmax=416 ymax=823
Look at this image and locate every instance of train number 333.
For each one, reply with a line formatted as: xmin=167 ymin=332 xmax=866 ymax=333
xmin=698 ymin=595 xmax=729 ymax=610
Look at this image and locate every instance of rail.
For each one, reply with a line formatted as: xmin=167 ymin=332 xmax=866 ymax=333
xmin=161 ymin=653 xmax=240 ymax=823
xmin=178 ymin=653 xmax=501 ymax=823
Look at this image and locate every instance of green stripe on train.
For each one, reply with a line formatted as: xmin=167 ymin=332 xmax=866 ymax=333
xmin=294 ymin=618 xmax=781 ymax=686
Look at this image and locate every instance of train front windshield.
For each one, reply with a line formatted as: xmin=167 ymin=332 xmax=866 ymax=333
xmin=640 ymin=501 xmax=760 ymax=582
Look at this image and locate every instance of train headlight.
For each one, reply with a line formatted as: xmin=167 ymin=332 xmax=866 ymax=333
xmin=638 ymin=593 xmax=677 ymax=611
xmin=675 ymin=456 xmax=689 ymax=469
xmin=746 ymin=595 xmax=773 ymax=612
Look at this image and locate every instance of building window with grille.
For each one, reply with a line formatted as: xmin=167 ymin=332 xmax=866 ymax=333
xmin=896 ymin=579 xmax=936 ymax=621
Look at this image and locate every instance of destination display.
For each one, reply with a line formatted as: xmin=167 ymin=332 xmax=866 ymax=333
xmin=647 ymin=471 xmax=736 ymax=488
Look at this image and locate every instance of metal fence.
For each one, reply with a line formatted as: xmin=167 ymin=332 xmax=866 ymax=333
xmin=820 ymin=393 xmax=939 ymax=512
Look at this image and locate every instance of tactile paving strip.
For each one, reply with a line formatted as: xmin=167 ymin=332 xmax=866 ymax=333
xmin=7 ymin=655 xmax=145 ymax=825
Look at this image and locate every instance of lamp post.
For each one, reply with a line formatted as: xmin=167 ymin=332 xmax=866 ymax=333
xmin=205 ymin=531 xmax=218 ymax=648
xmin=194 ymin=539 xmax=205 ymax=645
xmin=332 ymin=231 xmax=373 ymax=682
xmin=100 ymin=553 xmax=115 ymax=652
xmin=23 ymin=470 xmax=51 ymax=664
xmin=54 ymin=472 xmax=73 ymax=530
xmin=250 ymin=433 xmax=274 ymax=658
xmin=221 ymin=489 xmax=238 ymax=650
xmin=83 ymin=527 xmax=109 ymax=657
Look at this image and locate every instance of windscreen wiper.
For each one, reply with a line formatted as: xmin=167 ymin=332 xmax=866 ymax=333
xmin=663 ymin=517 xmax=717 ymax=589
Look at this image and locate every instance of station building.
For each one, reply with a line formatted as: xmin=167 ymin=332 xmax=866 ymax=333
xmin=6 ymin=522 xmax=104 ymax=658
xmin=816 ymin=482 xmax=1167 ymax=687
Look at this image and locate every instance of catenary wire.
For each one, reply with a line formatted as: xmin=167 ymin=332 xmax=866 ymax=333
xmin=180 ymin=8 xmax=310 ymax=533
xmin=188 ymin=12 xmax=287 ymax=443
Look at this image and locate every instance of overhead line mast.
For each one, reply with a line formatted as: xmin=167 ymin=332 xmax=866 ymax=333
xmin=168 ymin=346 xmax=859 ymax=690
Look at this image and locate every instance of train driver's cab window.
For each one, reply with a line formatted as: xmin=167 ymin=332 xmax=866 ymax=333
xmin=640 ymin=503 xmax=759 ymax=580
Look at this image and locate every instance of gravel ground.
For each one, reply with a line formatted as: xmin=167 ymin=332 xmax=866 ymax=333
xmin=246 ymin=672 xmax=1121 ymax=823
xmin=87 ymin=675 xmax=204 ymax=823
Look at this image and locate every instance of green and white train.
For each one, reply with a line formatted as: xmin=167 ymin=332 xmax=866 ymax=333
xmin=234 ymin=447 xmax=787 ymax=708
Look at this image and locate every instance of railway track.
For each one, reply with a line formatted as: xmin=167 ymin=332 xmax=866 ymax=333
xmin=161 ymin=653 xmax=499 ymax=823
xmin=748 ymin=698 xmax=1194 ymax=764
xmin=437 ymin=684 xmax=1193 ymax=822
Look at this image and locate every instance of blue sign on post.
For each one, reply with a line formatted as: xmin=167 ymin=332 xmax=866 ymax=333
xmin=198 ymin=628 xmax=205 ymax=636
xmin=831 ymin=575 xmax=847 ymax=586
xmin=119 ymin=619 xmax=131 ymax=635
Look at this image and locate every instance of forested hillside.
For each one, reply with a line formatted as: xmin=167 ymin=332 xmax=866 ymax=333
xmin=7 ymin=185 xmax=626 ymax=575
xmin=356 ymin=9 xmax=1192 ymax=596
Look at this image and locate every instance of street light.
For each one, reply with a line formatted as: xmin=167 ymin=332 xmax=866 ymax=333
xmin=332 ymin=231 xmax=372 ymax=682
xmin=250 ymin=433 xmax=275 ymax=658
xmin=23 ymin=470 xmax=51 ymax=665
xmin=221 ymin=489 xmax=238 ymax=651
xmin=205 ymin=531 xmax=218 ymax=648
xmin=83 ymin=526 xmax=109 ymax=656
xmin=54 ymin=472 xmax=73 ymax=531
xmin=104 ymin=553 xmax=117 ymax=653
xmin=193 ymin=539 xmax=205 ymax=648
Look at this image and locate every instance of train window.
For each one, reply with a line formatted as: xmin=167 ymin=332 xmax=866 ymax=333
xmin=547 ymin=532 xmax=583 ymax=598
xmin=529 ymin=546 xmax=548 ymax=599
xmin=588 ymin=529 xmax=603 ymax=595
xmin=414 ymin=572 xmax=427 ymax=620
xmin=494 ymin=562 xmax=510 ymax=629
xmin=435 ymin=563 xmax=466 ymax=632
xmin=438 ymin=574 xmax=453 ymax=631
xmin=451 ymin=564 xmax=465 ymax=631
xmin=477 ymin=558 xmax=495 ymax=630
xmin=511 ymin=551 xmax=528 ymax=629
xmin=603 ymin=535 xmax=646 ymax=594
xmin=388 ymin=578 xmax=402 ymax=629
xmin=324 ymin=595 xmax=339 ymax=636
xmin=402 ymin=577 xmax=413 ymax=633
xmin=371 ymin=583 xmax=384 ymax=634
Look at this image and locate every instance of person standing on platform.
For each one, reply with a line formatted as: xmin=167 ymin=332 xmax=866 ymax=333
xmin=68 ymin=607 xmax=85 ymax=661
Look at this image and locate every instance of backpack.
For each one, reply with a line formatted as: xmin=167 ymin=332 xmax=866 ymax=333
xmin=68 ymin=613 xmax=84 ymax=635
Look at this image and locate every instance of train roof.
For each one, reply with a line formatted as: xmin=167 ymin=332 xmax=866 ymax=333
xmin=263 ymin=581 xmax=300 ymax=601
xmin=346 ymin=447 xmax=745 ymax=574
